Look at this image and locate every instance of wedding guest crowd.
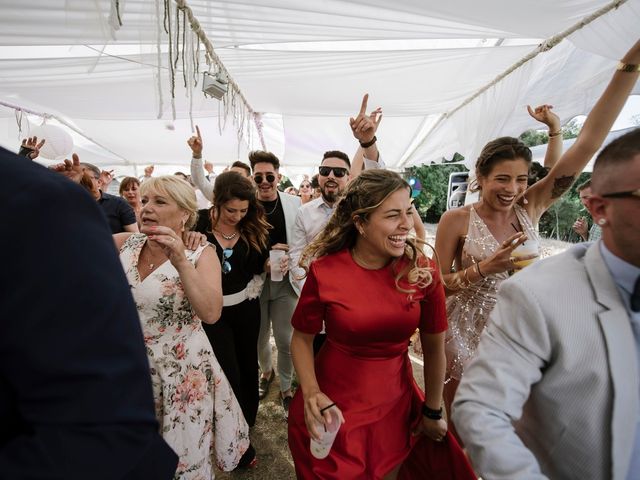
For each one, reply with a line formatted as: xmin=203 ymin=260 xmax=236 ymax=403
xmin=7 ymin=38 xmax=638 ymax=480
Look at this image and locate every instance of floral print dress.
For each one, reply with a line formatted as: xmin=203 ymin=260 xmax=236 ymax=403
xmin=120 ymin=234 xmax=250 ymax=479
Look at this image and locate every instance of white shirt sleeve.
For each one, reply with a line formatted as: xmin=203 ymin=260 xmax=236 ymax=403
xmin=364 ymin=155 xmax=386 ymax=170
xmin=190 ymin=156 xmax=214 ymax=201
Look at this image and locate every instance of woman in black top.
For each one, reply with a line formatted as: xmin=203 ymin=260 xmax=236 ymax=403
xmin=196 ymin=171 xmax=270 ymax=428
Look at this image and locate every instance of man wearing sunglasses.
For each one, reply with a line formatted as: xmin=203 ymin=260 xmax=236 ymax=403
xmin=288 ymin=151 xmax=353 ymax=355
xmin=249 ymin=150 xmax=302 ymax=418
xmin=454 ymin=127 xmax=640 ymax=479
xmin=289 ymin=151 xmax=351 ymax=285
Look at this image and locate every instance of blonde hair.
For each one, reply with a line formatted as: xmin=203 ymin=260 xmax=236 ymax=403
xmin=300 ymin=169 xmax=434 ymax=295
xmin=139 ymin=176 xmax=198 ymax=229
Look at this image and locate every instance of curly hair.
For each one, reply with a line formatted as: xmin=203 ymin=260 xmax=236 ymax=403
xmin=469 ymin=136 xmax=532 ymax=192
xmin=210 ymin=171 xmax=270 ymax=254
xmin=300 ymin=169 xmax=434 ymax=295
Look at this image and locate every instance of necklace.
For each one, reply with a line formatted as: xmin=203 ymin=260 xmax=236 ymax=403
xmin=351 ymin=248 xmax=385 ymax=270
xmin=215 ymin=229 xmax=238 ymax=240
xmin=263 ymin=196 xmax=279 ymax=215
xmin=141 ymin=248 xmax=163 ymax=271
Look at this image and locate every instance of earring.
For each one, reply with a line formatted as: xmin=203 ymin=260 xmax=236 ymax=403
xmin=597 ymin=218 xmax=607 ymax=226
xmin=522 ymin=196 xmax=529 ymax=205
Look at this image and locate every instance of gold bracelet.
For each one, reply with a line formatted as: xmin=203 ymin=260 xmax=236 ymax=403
xmin=548 ymin=130 xmax=562 ymax=138
xmin=462 ymin=267 xmax=472 ymax=286
xmin=475 ymin=262 xmax=486 ymax=279
xmin=617 ymin=62 xmax=640 ymax=73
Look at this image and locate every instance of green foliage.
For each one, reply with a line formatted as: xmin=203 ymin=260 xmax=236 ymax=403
xmin=519 ymin=129 xmax=549 ymax=147
xmin=538 ymin=171 xmax=591 ymax=241
xmin=408 ymin=162 xmax=469 ymax=223
xmin=519 ymin=117 xmax=582 ymax=148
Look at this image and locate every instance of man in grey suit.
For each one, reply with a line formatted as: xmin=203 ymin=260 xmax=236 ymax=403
xmin=452 ymin=127 xmax=640 ymax=479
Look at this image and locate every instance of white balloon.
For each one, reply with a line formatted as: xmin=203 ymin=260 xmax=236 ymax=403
xmin=31 ymin=124 xmax=74 ymax=160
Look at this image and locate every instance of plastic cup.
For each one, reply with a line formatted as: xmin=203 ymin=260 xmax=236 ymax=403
xmin=511 ymin=238 xmax=540 ymax=269
xmin=269 ymin=249 xmax=286 ymax=282
xmin=310 ymin=406 xmax=343 ymax=459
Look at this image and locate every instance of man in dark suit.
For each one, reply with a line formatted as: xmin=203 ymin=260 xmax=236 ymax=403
xmin=0 ymin=146 xmax=178 ymax=479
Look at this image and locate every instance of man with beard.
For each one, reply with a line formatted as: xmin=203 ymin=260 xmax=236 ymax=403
xmin=290 ymin=151 xmax=352 ymax=284
xmin=289 ymin=151 xmax=353 ymax=354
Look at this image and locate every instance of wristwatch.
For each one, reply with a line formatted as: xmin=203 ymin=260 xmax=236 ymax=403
xmin=422 ymin=404 xmax=443 ymax=420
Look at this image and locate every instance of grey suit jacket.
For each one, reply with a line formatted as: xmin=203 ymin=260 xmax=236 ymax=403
xmin=452 ymin=242 xmax=638 ymax=480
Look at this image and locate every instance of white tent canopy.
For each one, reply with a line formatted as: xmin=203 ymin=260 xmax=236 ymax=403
xmin=1 ymin=0 xmax=638 ymax=181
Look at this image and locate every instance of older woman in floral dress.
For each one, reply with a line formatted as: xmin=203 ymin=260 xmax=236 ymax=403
xmin=114 ymin=175 xmax=250 ymax=479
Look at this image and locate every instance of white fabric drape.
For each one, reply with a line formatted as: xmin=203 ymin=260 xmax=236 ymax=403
xmin=0 ymin=0 xmax=638 ymax=172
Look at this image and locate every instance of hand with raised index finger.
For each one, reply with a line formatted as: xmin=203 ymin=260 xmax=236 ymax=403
xmin=349 ymin=94 xmax=380 ymax=144
xmin=187 ymin=125 xmax=204 ymax=157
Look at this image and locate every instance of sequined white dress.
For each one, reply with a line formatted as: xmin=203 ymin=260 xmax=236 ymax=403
xmin=445 ymin=204 xmax=539 ymax=380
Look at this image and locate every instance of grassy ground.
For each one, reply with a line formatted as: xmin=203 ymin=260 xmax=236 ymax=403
xmin=215 ymin=370 xmax=294 ymax=479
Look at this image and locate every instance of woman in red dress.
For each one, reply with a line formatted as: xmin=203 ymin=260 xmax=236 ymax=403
xmin=288 ymin=170 xmax=475 ymax=479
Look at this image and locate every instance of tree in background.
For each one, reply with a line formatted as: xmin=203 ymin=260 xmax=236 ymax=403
xmin=519 ymin=117 xmax=581 ymax=147
xmin=408 ymin=155 xmax=469 ymax=224
xmin=538 ymin=171 xmax=591 ymax=241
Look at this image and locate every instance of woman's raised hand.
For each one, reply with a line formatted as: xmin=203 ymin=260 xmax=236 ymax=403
xmin=187 ymin=125 xmax=204 ymax=157
xmin=527 ymin=104 xmax=560 ymax=131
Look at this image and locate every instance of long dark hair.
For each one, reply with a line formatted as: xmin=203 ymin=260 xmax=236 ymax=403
xmin=211 ymin=171 xmax=270 ymax=253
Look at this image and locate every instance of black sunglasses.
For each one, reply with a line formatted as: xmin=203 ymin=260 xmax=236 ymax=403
xmin=319 ymin=166 xmax=348 ymax=178
xmin=254 ymin=173 xmax=276 ymax=184
xmin=601 ymin=188 xmax=640 ymax=199
xmin=222 ymin=248 xmax=233 ymax=274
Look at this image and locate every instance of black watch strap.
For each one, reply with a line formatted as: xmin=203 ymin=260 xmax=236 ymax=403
xmin=359 ymin=135 xmax=377 ymax=148
xmin=422 ymin=404 xmax=443 ymax=420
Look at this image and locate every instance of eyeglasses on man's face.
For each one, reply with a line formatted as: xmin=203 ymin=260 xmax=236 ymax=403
xmin=601 ymin=188 xmax=640 ymax=199
xmin=318 ymin=166 xmax=348 ymax=178
xmin=222 ymin=248 xmax=233 ymax=274
xmin=253 ymin=173 xmax=276 ymax=184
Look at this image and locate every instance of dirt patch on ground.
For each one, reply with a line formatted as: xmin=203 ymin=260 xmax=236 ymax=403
xmin=216 ymin=371 xmax=295 ymax=479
